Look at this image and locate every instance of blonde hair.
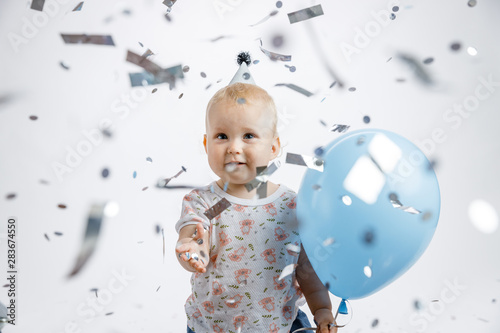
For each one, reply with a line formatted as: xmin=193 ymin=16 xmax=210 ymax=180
xmin=205 ymin=82 xmax=278 ymax=137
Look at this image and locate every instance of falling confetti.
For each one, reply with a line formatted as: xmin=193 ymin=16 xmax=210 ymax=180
xmin=54 ymin=231 xmax=63 ymax=236
xmin=468 ymin=199 xmax=498 ymax=234
xmin=101 ymin=168 xmax=110 ymax=178
xmin=468 ymin=0 xmax=477 ymax=7
xmin=61 ymin=34 xmax=115 ymax=46
xmin=68 ymin=202 xmax=119 ymax=277
xmin=146 ymin=157 xmax=153 ymax=163
xmin=467 ymin=46 xmax=478 ymax=56
xmin=142 ymin=187 xmax=149 ymax=191
xmin=450 ymin=42 xmax=462 ymax=51
xmin=250 ymin=10 xmax=278 ymax=27
xmin=58 ymin=204 xmax=67 ymax=209
xmin=275 ymin=83 xmax=313 ymax=97
xmin=156 ymin=166 xmax=187 ymax=187
xmin=179 ymin=93 xmax=183 ymax=99
xmin=348 ymin=87 xmax=356 ymax=92
xmin=29 ymin=115 xmax=38 ymax=120
xmin=204 ymin=198 xmax=231 ymax=220
xmin=133 ymin=171 xmax=137 ymax=178
xmin=6 ymin=193 xmax=16 ymax=200
xmin=152 ymin=88 xmax=158 ymax=93
xmin=330 ymin=124 xmax=350 ymax=133
xmin=389 ymin=193 xmax=422 ymax=214
xmin=44 ymin=233 xmax=50 ymax=241
xmin=364 ymin=265 xmax=372 ymax=278
xmin=126 ymin=50 xmax=183 ymax=88
xmin=371 ymin=319 xmax=379 ymax=327
xmin=200 ymin=72 xmax=207 ymax=78
xmin=260 ymin=46 xmax=291 ymax=62
xmin=59 ymin=61 xmax=70 ymax=70
xmin=392 ymin=6 xmax=400 ymax=11
xmin=363 ymin=116 xmax=371 ymax=124
xmin=342 ymin=195 xmax=352 ymax=206
xmin=287 ymin=4 xmax=324 ymax=24
xmin=162 ymin=0 xmax=177 ymax=13
xmin=397 ymin=53 xmax=434 ymax=85
xmin=30 ymin=0 xmax=45 ymax=11
xmin=423 ymin=57 xmax=434 ymax=64
xmin=284 ymin=65 xmax=296 ymax=72
xmin=276 ymin=1 xmax=282 ymax=8
xmin=245 ymin=161 xmax=281 ymax=192
xmin=182 ymin=65 xmax=190 ymax=72
xmin=285 ymin=152 xmax=324 ymax=171
xmin=72 ymin=1 xmax=84 ymax=11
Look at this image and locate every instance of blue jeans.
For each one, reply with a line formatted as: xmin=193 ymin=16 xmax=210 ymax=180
xmin=187 ymin=308 xmax=312 ymax=332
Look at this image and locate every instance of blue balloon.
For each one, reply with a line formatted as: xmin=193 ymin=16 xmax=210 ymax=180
xmin=297 ymin=129 xmax=440 ymax=300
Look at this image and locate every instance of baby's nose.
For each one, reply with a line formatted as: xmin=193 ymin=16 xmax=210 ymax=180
xmin=227 ymin=140 xmax=243 ymax=154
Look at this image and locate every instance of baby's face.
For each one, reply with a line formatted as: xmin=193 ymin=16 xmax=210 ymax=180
xmin=204 ymin=99 xmax=279 ymax=186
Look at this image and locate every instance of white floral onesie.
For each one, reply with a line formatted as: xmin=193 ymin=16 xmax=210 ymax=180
xmin=175 ymin=181 xmax=305 ymax=333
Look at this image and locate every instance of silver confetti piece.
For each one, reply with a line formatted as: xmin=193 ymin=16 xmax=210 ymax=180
xmin=61 ymin=34 xmax=115 ymax=46
xmin=287 ymin=4 xmax=324 ymax=24
xmin=286 ymin=152 xmax=324 ymax=172
xmin=68 ymin=202 xmax=119 ymax=277
xmin=162 ymin=0 xmax=177 ymax=12
xmin=260 ymin=46 xmax=291 ymax=62
xmin=191 ymin=253 xmax=199 ymax=261
xmin=245 ymin=162 xmax=281 ymax=192
xmin=141 ymin=48 xmax=155 ymax=59
xmin=256 ymin=181 xmax=268 ymax=199
xmin=72 ymin=2 xmax=84 ymax=11
xmin=390 ymin=194 xmax=422 ymax=215
xmin=127 ymin=51 xmax=184 ymax=89
xmin=156 ymin=166 xmax=187 ymax=187
xmin=275 ymin=83 xmax=313 ymax=97
xmin=31 ymin=0 xmax=45 ymax=11
xmin=397 ymin=53 xmax=434 ymax=85
xmin=204 ymin=198 xmax=231 ymax=220
xmin=330 ymin=124 xmax=350 ymax=133
xmin=250 ymin=10 xmax=279 ymax=27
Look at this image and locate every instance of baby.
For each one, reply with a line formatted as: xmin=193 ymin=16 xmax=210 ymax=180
xmin=175 ymin=82 xmax=337 ymax=333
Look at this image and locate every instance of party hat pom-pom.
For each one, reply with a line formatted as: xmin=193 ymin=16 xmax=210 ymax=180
xmin=236 ymin=52 xmax=251 ymax=66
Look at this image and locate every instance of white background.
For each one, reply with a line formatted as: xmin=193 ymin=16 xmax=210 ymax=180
xmin=0 ymin=0 xmax=499 ymax=332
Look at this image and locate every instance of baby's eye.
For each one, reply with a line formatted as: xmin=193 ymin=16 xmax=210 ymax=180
xmin=216 ymin=133 xmax=227 ymax=140
xmin=244 ymin=133 xmax=255 ymax=139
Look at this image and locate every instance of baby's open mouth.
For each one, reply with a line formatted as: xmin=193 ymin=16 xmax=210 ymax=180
xmin=225 ymin=162 xmax=245 ymax=172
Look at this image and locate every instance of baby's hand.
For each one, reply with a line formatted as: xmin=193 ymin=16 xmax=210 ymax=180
xmin=175 ymin=223 xmax=210 ymax=273
xmin=314 ymin=308 xmax=337 ymax=333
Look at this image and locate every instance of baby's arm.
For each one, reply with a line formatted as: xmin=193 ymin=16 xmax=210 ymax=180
xmin=175 ymin=223 xmax=210 ymax=273
xmin=296 ymin=245 xmax=337 ymax=333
